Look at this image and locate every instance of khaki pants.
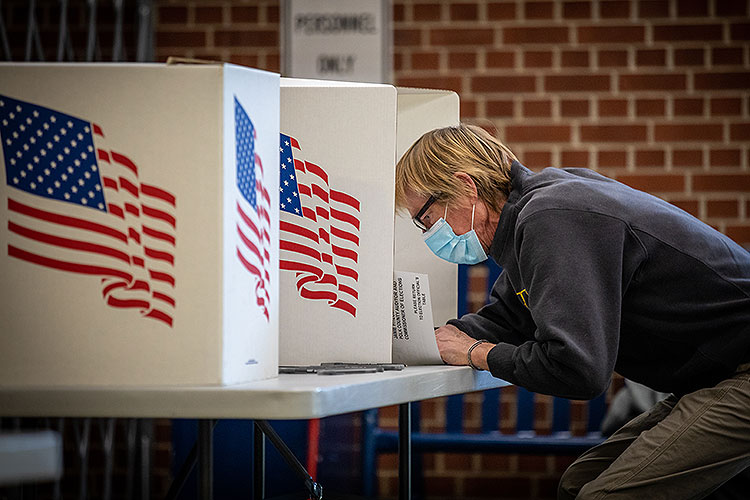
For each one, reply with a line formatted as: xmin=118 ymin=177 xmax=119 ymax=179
xmin=558 ymin=363 xmax=750 ymax=500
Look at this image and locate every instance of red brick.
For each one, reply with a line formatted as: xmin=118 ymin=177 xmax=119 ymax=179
xmin=523 ymin=100 xmax=553 ymax=117
xmin=265 ymin=52 xmax=279 ymax=72
xmin=637 ymin=49 xmax=666 ymax=66
xmin=601 ymin=1 xmax=630 ymax=18
xmin=488 ymin=2 xmax=517 ymax=20
xmin=461 ymin=99 xmax=478 ymax=118
xmin=653 ymin=24 xmax=723 ymax=41
xmin=487 ymin=100 xmax=514 ymax=117
xmin=158 ymin=6 xmax=188 ymax=24
xmin=674 ymin=98 xmax=704 ymax=116
xmin=578 ymin=26 xmax=644 ymax=43
xmin=710 ymin=149 xmax=741 ymax=167
xmin=639 ymin=0 xmax=669 ymax=17
xmin=524 ymin=150 xmax=553 ymax=167
xmin=694 ymin=174 xmax=750 ymax=192
xmin=156 ymin=31 xmax=207 ymax=48
xmin=504 ymin=26 xmax=569 ymax=44
xmin=414 ymin=3 xmax=441 ymax=21
xmin=581 ymin=125 xmax=647 ymax=142
xmin=562 ymin=150 xmax=590 ymax=166
xmin=674 ymin=48 xmax=705 ymax=66
xmin=616 ymin=174 xmax=686 ymax=192
xmin=677 ymin=0 xmax=708 ymax=17
xmin=423 ymin=476 xmax=460 ymax=496
xmin=717 ymin=2 xmax=748 ymax=16
xmin=726 ymin=226 xmax=750 ymax=247
xmin=561 ymin=99 xmax=590 ymax=117
xmin=450 ymin=3 xmax=478 ymax=20
xmin=394 ymin=29 xmax=421 ymax=46
xmin=228 ymin=54 xmax=259 ymax=67
xmin=673 ymin=149 xmax=703 ymax=167
xmin=636 ymin=98 xmax=666 ymax=116
xmin=231 ymin=6 xmax=258 ymax=23
xmin=195 ymin=6 xmax=223 ymax=24
xmin=472 ymin=76 xmax=536 ymax=92
xmin=707 ymin=200 xmax=739 ymax=218
xmin=394 ymin=51 xmax=404 ymax=71
xmin=598 ymin=49 xmax=628 ymax=67
xmin=506 ymin=125 xmax=572 ymax=143
xmin=411 ymin=51 xmax=440 ymax=70
xmin=525 ymin=1 xmax=555 ymax=19
xmin=466 ymin=477 xmax=532 ymax=497
xmin=655 ymin=124 xmax=723 ymax=141
xmin=562 ymin=50 xmax=589 ymax=67
xmin=393 ymin=3 xmax=405 ymax=21
xmin=636 ymin=149 xmax=665 ymax=167
xmin=564 ymin=2 xmax=591 ymax=18
xmin=443 ymin=452 xmax=475 ymax=471
xmin=730 ymin=23 xmax=750 ymax=41
xmin=730 ymin=124 xmax=750 ymax=141
xmin=695 ymin=72 xmax=750 ymax=90
xmin=481 ymin=453 xmax=513 ymax=471
xmin=712 ymin=47 xmax=743 ymax=66
xmin=266 ymin=5 xmax=279 ymax=23
xmin=224 ymin=30 xmax=279 ymax=48
xmin=486 ymin=50 xmax=515 ymax=68
xmin=519 ymin=454 xmax=551 ymax=472
xmin=599 ymin=99 xmax=629 ymax=117
xmin=430 ymin=28 xmax=494 ymax=45
xmin=619 ymin=74 xmax=686 ymax=91
xmin=397 ymin=76 xmax=462 ymax=93
xmin=545 ymin=74 xmax=610 ymax=92
xmin=525 ymin=50 xmax=553 ymax=67
xmin=449 ymin=52 xmax=476 ymax=69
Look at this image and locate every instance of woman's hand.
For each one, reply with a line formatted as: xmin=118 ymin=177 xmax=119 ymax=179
xmin=435 ymin=324 xmax=494 ymax=370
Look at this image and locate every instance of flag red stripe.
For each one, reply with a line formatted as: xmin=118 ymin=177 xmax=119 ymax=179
xmin=145 ymin=308 xmax=174 ymax=327
xmin=238 ymin=224 xmax=263 ymax=263
xmin=9 ymin=198 xmax=128 ymax=243
xmin=102 ymin=281 xmax=126 ymax=297
xmin=111 ymin=151 xmax=138 ymax=175
xmin=8 ymin=221 xmax=131 ymax=263
xmin=305 ymin=162 xmax=329 ymax=183
xmin=108 ymin=204 xmax=124 ymax=218
xmin=316 ymin=207 xmax=329 ymax=220
xmin=302 ymin=207 xmax=316 ymax=221
xmin=237 ymin=247 xmax=264 ymax=282
xmin=142 ymin=226 xmax=176 ymax=246
xmin=125 ymin=203 xmax=139 ymax=216
xmin=98 ymin=149 xmax=110 ymax=163
xmin=238 ymin=203 xmax=270 ymax=245
xmin=102 ymin=177 xmax=118 ymax=190
xmin=330 ymin=190 xmax=361 ymax=211
xmin=332 ymin=244 xmax=358 ymax=263
xmin=132 ymin=256 xmax=145 ymax=267
xmin=255 ymin=155 xmax=264 ymax=175
xmin=152 ymin=291 xmax=176 ymax=307
xmin=144 ymin=246 xmax=174 ymax=265
xmin=93 ymin=123 xmax=104 ymax=136
xmin=298 ymin=286 xmax=337 ymax=303
xmin=290 ymin=137 xmax=300 ymax=149
xmin=8 ymin=245 xmax=133 ymax=281
xmin=257 ymin=205 xmax=271 ymax=226
xmin=149 ymin=269 xmax=175 ymax=287
xmin=120 ymin=178 xmax=139 ymax=198
xmin=318 ymin=228 xmax=329 ymax=244
xmin=106 ymin=296 xmax=150 ymax=310
xmin=335 ymin=264 xmax=358 ymax=281
xmin=280 ymin=220 xmax=318 ymax=243
xmin=130 ymin=280 xmax=150 ymax=291
xmin=281 ymin=240 xmax=320 ymax=261
xmin=322 ymin=253 xmax=333 ymax=265
xmin=338 ymin=284 xmax=358 ymax=299
xmin=331 ymin=299 xmax=356 ymax=317
xmin=298 ymin=184 xmax=312 ymax=197
xmin=141 ymin=184 xmax=176 ymax=206
xmin=281 ymin=260 xmax=322 ymax=278
xmin=142 ymin=204 xmax=176 ymax=228
xmin=294 ymin=159 xmax=305 ymax=172
xmin=330 ymin=207 xmax=360 ymax=230
xmin=311 ymin=184 xmax=329 ymax=203
xmin=330 ymin=226 xmax=359 ymax=245
xmin=128 ymin=227 xmax=141 ymax=243
xmin=256 ymin=179 xmax=271 ymax=206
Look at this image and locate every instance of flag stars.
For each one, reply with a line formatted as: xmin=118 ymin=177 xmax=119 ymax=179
xmin=43 ymin=123 xmax=49 ymax=130
xmin=67 ymin=166 xmax=74 ymax=174
xmin=36 ymin=130 xmax=42 ymax=137
xmin=29 ymin=137 xmax=36 ymax=144
xmin=15 ymin=105 xmax=21 ymax=112
xmin=33 ymin=111 xmax=38 ymax=117
xmin=61 ymin=174 xmax=67 ymax=181
xmin=81 ymin=198 xmax=87 ymax=205
xmin=33 ymin=156 xmax=39 ymax=163
xmin=54 ymin=181 xmax=60 ymax=188
xmin=47 ymin=187 xmax=53 ymax=194
xmin=63 ymin=147 xmax=70 ymax=154
xmin=50 ymin=161 xmax=56 ymax=168
xmin=74 ymin=159 xmax=80 ymax=166
xmin=60 ymin=128 xmax=67 ymax=135
xmin=13 ymin=177 xmax=18 ymax=184
xmin=98 ymin=203 xmax=104 ymax=209
xmin=53 ymin=135 xmax=60 ymax=142
xmin=64 ymin=193 xmax=70 ymax=200
xmin=20 ymin=170 xmax=26 ymax=178
xmin=44 ymin=168 xmax=50 ymax=175
xmin=50 ymin=116 xmax=56 ymax=123
xmin=26 ymin=117 xmax=32 ymax=125
xmin=81 ymin=152 xmax=87 ymax=159
xmin=67 ymin=121 xmax=73 ymax=128
xmin=71 ymin=186 xmax=78 ymax=193
xmin=9 ymin=112 xmax=15 ymax=119
xmin=30 ymin=182 xmax=36 ymax=189
xmin=12 ymin=131 xmax=18 ymax=139
xmin=78 ymin=178 xmax=85 ymax=186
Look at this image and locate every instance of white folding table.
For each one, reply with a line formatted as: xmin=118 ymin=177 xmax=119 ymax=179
xmin=0 ymin=366 xmax=511 ymax=499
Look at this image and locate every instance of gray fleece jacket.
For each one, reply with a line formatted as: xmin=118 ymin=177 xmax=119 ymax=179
xmin=449 ymin=162 xmax=750 ymax=399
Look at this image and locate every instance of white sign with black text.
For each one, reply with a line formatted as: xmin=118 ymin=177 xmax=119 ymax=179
xmin=283 ymin=0 xmax=391 ymax=83
xmin=392 ymin=271 xmax=443 ymax=365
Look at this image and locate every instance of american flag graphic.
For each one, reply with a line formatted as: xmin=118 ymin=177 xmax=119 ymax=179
xmin=1 ymin=94 xmax=177 ymax=327
xmin=279 ymin=134 xmax=361 ymax=317
xmin=234 ymin=97 xmax=271 ymax=322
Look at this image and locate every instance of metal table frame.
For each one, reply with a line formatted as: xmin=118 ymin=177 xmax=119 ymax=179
xmin=1 ymin=366 xmax=510 ymax=499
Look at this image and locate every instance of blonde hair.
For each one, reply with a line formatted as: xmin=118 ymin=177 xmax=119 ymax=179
xmin=395 ymin=124 xmax=517 ymax=213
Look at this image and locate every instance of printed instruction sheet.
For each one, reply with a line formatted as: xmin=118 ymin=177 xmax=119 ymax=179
xmin=392 ymin=271 xmax=443 ymax=365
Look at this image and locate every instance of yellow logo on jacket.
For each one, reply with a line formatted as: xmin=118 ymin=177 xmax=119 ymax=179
xmin=516 ymin=289 xmax=529 ymax=309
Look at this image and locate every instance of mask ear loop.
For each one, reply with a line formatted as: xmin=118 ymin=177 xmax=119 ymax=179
xmin=444 ymin=203 xmax=448 ymax=220
xmin=471 ymin=204 xmax=476 ymax=230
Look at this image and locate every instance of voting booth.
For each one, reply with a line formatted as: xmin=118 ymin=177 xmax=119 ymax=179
xmin=0 ymin=63 xmax=280 ymax=386
xmin=278 ymin=78 xmax=459 ymax=365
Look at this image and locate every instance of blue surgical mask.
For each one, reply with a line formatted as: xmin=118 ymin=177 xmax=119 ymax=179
xmin=422 ymin=204 xmax=488 ymax=265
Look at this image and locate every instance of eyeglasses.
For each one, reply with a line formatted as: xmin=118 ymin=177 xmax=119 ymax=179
xmin=412 ymin=194 xmax=438 ymax=232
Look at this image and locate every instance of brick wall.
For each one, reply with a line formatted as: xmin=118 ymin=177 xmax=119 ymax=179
xmin=2 ymin=0 xmax=748 ymax=498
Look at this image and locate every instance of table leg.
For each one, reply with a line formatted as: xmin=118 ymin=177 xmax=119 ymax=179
xmin=399 ymin=402 xmax=411 ymax=500
xmin=198 ymin=419 xmax=214 ymax=500
xmin=253 ymin=421 xmax=265 ymax=500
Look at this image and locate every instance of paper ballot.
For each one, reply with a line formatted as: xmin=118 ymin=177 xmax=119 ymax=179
xmin=392 ymin=271 xmax=444 ymax=365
